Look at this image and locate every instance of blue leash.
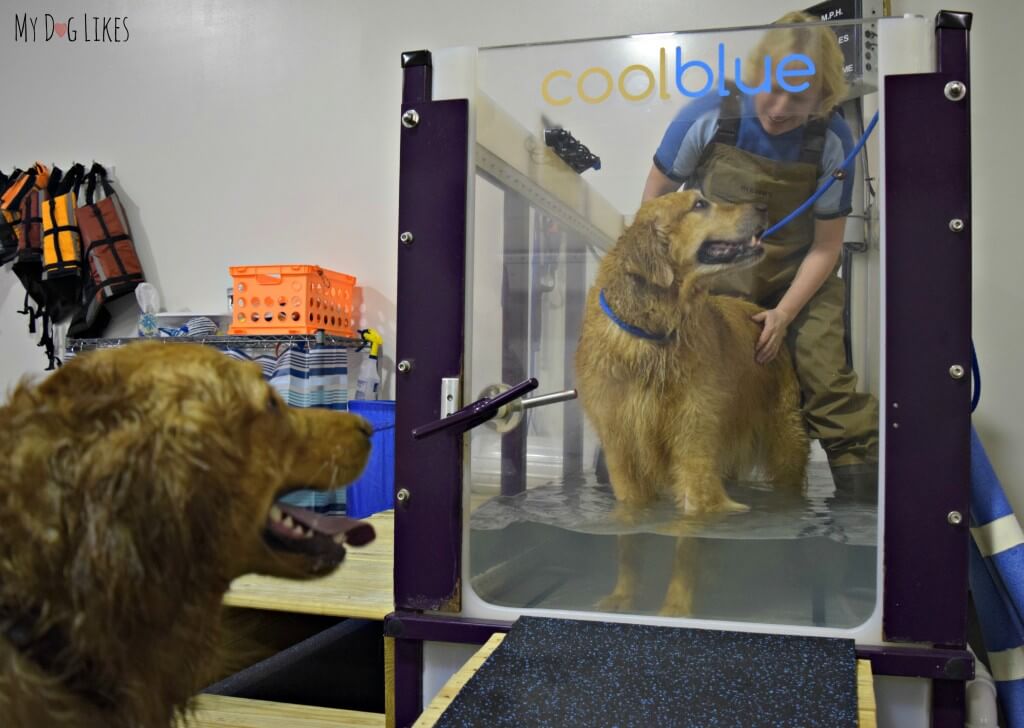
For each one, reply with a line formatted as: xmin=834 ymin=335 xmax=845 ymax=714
xmin=598 ymin=289 xmax=668 ymax=341
xmin=972 ymin=341 xmax=981 ymax=413
xmin=761 ymin=110 xmax=880 ymax=239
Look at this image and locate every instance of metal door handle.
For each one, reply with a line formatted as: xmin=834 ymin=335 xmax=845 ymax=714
xmin=411 ymin=378 xmax=539 ymax=439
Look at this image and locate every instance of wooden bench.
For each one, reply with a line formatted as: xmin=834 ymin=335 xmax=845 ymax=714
xmin=180 ymin=512 xmax=394 ymax=727
xmin=179 ymin=694 xmax=384 ymax=727
xmin=223 ymin=511 xmax=394 ymax=620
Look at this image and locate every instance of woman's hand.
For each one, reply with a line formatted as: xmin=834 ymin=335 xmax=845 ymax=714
xmin=751 ymin=307 xmax=794 ymax=364
xmin=751 ymin=218 xmax=845 ymax=365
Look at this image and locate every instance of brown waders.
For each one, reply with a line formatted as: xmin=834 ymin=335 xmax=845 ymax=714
xmin=691 ymin=108 xmax=879 ymax=485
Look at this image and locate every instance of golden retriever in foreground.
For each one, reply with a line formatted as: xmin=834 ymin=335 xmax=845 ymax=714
xmin=576 ymin=190 xmax=808 ymax=614
xmin=0 ymin=342 xmax=373 ymax=727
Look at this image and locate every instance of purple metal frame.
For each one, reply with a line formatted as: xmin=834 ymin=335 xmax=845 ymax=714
xmin=386 ymin=612 xmax=511 ymax=644
xmin=857 ymin=645 xmax=973 ymax=682
xmin=883 ymin=14 xmax=972 ymax=651
xmin=393 ymin=11 xmax=975 ymax=727
xmin=883 ymin=15 xmax=974 ymax=724
xmin=394 ymin=51 xmax=468 ymax=614
xmin=392 ymin=635 xmax=423 ymax=728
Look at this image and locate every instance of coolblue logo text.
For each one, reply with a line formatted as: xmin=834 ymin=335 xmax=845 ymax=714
xmin=542 ymin=43 xmax=815 ymax=105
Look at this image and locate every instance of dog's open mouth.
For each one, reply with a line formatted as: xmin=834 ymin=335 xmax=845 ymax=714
xmin=263 ymin=498 xmax=375 ymax=572
xmin=697 ymin=231 xmax=766 ymax=266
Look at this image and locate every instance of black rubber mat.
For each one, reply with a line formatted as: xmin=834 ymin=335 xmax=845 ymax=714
xmin=435 ymin=617 xmax=857 ymax=727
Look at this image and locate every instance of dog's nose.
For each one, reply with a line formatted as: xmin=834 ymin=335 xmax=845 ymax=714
xmin=754 ymin=203 xmax=769 ymax=213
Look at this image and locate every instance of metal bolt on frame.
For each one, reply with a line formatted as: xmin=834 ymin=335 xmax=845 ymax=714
xmin=402 ymin=109 xmax=420 ymax=128
xmin=944 ymin=81 xmax=967 ymax=101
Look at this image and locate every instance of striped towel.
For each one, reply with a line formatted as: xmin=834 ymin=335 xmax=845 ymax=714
xmin=157 ymin=316 xmax=220 ymax=338
xmin=223 ymin=345 xmax=349 ymax=411
xmin=970 ymin=424 xmax=1024 ymax=725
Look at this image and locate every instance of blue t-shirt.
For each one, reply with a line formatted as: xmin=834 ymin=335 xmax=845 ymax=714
xmin=653 ymin=94 xmax=855 ymax=219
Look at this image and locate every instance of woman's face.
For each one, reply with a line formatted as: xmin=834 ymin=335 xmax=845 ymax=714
xmin=754 ymin=85 xmax=822 ymax=135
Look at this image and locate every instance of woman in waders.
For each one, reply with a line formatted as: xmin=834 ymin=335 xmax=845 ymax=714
xmin=642 ymin=11 xmax=878 ymax=500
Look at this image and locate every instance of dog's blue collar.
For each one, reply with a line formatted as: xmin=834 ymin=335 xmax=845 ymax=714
xmin=599 ymin=289 xmax=668 ymax=341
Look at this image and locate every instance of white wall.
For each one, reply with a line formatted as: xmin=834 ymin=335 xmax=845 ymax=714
xmin=0 ymin=0 xmax=800 ymax=384
xmin=2 ymin=0 xmax=1022 ymax=514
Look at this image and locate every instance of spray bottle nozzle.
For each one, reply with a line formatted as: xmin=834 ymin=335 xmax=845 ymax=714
xmin=358 ymin=328 xmax=383 ymax=358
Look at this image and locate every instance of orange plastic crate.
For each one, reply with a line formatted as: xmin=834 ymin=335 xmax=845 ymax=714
xmin=228 ymin=265 xmax=357 ymax=337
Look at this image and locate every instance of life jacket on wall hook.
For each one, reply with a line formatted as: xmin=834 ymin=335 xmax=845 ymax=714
xmin=0 ymin=162 xmax=146 ymax=369
xmin=0 ymin=169 xmax=20 ymax=264
xmin=68 ymin=162 xmax=146 ymax=339
xmin=0 ymin=164 xmax=45 ymax=266
xmin=40 ymin=163 xmax=86 ymax=321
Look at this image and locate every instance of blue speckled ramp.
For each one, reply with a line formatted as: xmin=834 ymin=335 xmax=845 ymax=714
xmin=434 ymin=617 xmax=857 ymax=728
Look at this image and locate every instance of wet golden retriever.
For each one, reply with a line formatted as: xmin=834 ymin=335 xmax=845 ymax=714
xmin=0 ymin=342 xmax=373 ymax=727
xmin=575 ymin=190 xmax=808 ymax=613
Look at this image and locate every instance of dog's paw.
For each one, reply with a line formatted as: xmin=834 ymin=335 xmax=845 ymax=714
xmin=596 ymin=591 xmax=636 ymax=613
xmin=683 ymin=496 xmax=749 ymax=516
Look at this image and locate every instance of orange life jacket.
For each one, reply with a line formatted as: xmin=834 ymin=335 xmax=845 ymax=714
xmin=0 ymin=165 xmax=35 ymax=211
xmin=9 ymin=166 xmax=49 ymax=312
xmin=67 ymin=163 xmax=146 ymax=338
xmin=41 ymin=163 xmax=85 ymax=289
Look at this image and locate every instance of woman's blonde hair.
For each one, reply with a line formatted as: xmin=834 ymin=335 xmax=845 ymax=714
xmin=743 ymin=11 xmax=849 ymax=117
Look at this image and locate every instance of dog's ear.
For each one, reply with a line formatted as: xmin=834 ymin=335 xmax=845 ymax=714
xmin=33 ymin=355 xmax=218 ymax=621
xmin=621 ymin=220 xmax=674 ymax=288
